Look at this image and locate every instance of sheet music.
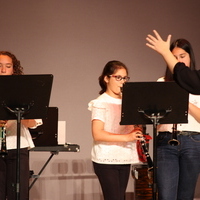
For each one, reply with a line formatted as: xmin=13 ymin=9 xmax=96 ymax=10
xmin=58 ymin=121 xmax=66 ymax=144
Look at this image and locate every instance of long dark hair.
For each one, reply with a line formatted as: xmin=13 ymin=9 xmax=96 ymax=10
xmin=99 ymin=60 xmax=128 ymax=94
xmin=164 ymin=39 xmax=196 ymax=81
xmin=0 ymin=51 xmax=23 ymax=75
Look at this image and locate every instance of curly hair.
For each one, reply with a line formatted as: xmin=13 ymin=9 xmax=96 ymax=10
xmin=0 ymin=51 xmax=23 ymax=75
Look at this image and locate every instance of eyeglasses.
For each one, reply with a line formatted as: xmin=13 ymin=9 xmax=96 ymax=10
xmin=109 ymin=75 xmax=130 ymax=82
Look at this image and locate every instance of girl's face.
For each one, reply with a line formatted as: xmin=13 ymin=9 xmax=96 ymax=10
xmin=172 ymin=47 xmax=191 ymax=67
xmin=0 ymin=55 xmax=14 ymax=75
xmin=104 ymin=68 xmax=128 ymax=98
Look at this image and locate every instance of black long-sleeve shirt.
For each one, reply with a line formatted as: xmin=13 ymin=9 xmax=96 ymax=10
xmin=173 ymin=62 xmax=200 ymax=94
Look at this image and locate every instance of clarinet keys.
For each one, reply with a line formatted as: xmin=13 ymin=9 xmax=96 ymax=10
xmin=0 ymin=121 xmax=8 ymax=157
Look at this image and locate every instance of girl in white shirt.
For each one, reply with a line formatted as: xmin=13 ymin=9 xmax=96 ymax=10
xmin=0 ymin=51 xmax=42 ymax=200
xmin=88 ymin=60 xmax=142 ymax=200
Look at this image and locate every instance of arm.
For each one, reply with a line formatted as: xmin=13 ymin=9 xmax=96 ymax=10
xmin=146 ymin=30 xmax=200 ymax=94
xmin=188 ymin=102 xmax=200 ymax=123
xmin=173 ymin=63 xmax=200 ymax=94
xmin=21 ymin=119 xmax=40 ymax=128
xmin=146 ymin=30 xmax=178 ymax=73
xmin=92 ymin=119 xmax=143 ymax=142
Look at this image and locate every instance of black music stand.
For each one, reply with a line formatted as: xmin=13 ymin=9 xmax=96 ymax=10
xmin=120 ymin=81 xmax=189 ymax=200
xmin=30 ymin=107 xmax=59 ymax=147
xmin=0 ymin=74 xmax=53 ymax=200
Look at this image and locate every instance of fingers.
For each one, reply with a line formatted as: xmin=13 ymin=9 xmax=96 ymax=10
xmin=153 ymin=30 xmax=162 ymax=40
xmin=146 ymin=32 xmax=158 ymax=50
xmin=146 ymin=41 xmax=156 ymax=50
xmin=146 ymin=30 xmax=160 ymax=45
xmin=0 ymin=120 xmax=7 ymax=127
xmin=146 ymin=30 xmax=171 ymax=44
xmin=134 ymin=127 xmax=143 ymax=132
xmin=129 ymin=130 xmax=144 ymax=141
xmin=146 ymin=30 xmax=172 ymax=55
xmin=166 ymin=34 xmax=172 ymax=44
xmin=150 ymin=30 xmax=165 ymax=41
xmin=135 ymin=132 xmax=143 ymax=140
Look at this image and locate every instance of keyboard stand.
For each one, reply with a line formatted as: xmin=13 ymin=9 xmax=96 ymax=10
xmin=29 ymin=143 xmax=80 ymax=190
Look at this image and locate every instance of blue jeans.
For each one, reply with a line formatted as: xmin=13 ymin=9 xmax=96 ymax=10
xmin=157 ymin=132 xmax=200 ymax=200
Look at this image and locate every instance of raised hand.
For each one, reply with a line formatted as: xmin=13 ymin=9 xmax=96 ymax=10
xmin=145 ymin=30 xmax=178 ymax=72
xmin=146 ymin=30 xmax=171 ymax=55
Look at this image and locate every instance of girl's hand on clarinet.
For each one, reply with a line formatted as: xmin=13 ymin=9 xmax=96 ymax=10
xmin=0 ymin=120 xmax=7 ymax=127
xmin=129 ymin=129 xmax=143 ymax=141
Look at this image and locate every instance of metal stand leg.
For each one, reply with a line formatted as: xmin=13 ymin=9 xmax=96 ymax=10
xmin=138 ymin=109 xmax=172 ymax=200
xmin=29 ymin=151 xmax=59 ymax=190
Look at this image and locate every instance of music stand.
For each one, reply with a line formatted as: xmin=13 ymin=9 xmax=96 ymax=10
xmin=120 ymin=81 xmax=189 ymax=200
xmin=30 ymin=107 xmax=58 ymax=147
xmin=0 ymin=74 xmax=53 ymax=200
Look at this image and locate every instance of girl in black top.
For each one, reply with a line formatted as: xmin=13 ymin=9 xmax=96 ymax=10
xmin=146 ymin=30 xmax=200 ymax=94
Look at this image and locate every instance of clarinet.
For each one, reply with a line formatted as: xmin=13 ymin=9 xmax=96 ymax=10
xmin=168 ymin=124 xmax=180 ymax=146
xmin=140 ymin=135 xmax=153 ymax=171
xmin=0 ymin=123 xmax=8 ymax=157
xmin=135 ymin=125 xmax=153 ymax=171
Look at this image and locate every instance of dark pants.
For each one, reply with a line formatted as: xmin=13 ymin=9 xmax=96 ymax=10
xmin=93 ymin=162 xmax=131 ymax=200
xmin=0 ymin=148 xmax=29 ymax=200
